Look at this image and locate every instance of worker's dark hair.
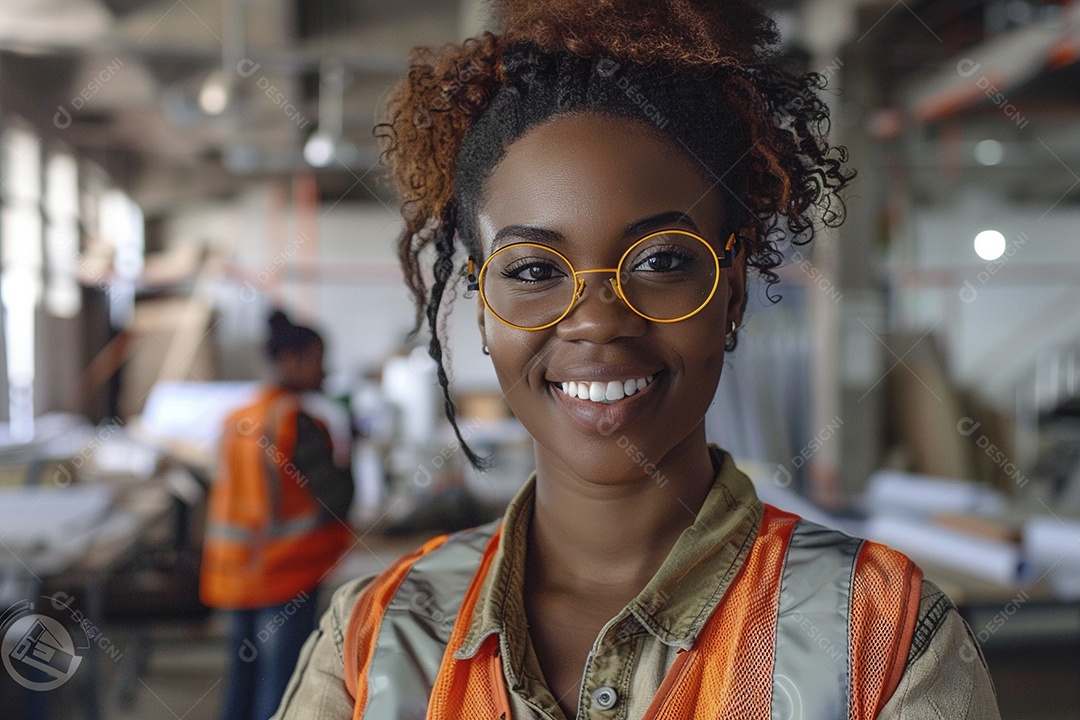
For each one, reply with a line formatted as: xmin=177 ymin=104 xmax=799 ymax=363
xmin=266 ymin=310 xmax=322 ymax=360
xmin=375 ymin=0 xmax=855 ymax=468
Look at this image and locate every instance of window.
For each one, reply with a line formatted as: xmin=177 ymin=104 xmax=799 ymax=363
xmin=0 ymin=125 xmax=43 ymax=439
xmin=44 ymin=152 xmax=81 ymax=318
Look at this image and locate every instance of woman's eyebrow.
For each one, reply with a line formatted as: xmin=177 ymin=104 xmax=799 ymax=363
xmin=493 ymin=225 xmax=564 ymax=249
xmin=492 ymin=211 xmax=701 ymax=250
xmin=624 ymin=211 xmax=701 ymax=238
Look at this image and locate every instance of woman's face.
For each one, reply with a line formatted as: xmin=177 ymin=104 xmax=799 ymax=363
xmin=278 ymin=342 xmax=325 ymax=392
xmin=476 ymin=113 xmax=744 ymax=484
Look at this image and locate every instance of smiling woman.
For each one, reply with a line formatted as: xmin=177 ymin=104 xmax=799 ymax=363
xmin=474 ymin=116 xmax=736 ymax=496
xmin=271 ymin=1 xmax=1000 ymax=719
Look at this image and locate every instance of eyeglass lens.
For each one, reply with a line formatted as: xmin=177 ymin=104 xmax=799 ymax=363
xmin=480 ymin=231 xmax=718 ymax=329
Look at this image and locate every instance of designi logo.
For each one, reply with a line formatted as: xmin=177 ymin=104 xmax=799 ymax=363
xmin=1 ymin=608 xmax=82 ymax=691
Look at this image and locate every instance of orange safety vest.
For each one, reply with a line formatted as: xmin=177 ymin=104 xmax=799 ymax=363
xmin=200 ymin=387 xmax=352 ymax=609
xmin=344 ymin=505 xmax=922 ymax=719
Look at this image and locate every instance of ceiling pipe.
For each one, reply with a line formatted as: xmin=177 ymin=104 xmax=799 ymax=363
xmin=0 ymin=37 xmax=403 ymax=75
xmin=902 ymin=3 xmax=1080 ymax=124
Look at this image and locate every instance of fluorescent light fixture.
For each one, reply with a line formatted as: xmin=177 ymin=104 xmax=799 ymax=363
xmin=974 ymin=230 xmax=1006 ymax=261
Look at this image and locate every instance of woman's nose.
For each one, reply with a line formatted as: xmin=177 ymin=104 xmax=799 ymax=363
xmin=555 ymin=276 xmax=646 ymax=343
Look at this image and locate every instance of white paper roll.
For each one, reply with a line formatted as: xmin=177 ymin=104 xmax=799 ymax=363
xmin=866 ymin=514 xmax=1022 ymax=584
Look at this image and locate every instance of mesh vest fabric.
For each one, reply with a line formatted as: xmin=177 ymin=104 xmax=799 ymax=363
xmin=344 ymin=505 xmax=921 ymax=719
xmin=849 ymin=543 xmax=923 ymax=719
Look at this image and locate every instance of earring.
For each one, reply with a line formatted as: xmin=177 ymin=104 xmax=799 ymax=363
xmin=482 ymin=345 xmax=490 ymax=356
xmin=726 ymin=321 xmax=737 ymax=337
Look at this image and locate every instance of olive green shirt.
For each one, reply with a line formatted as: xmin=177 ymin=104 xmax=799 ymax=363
xmin=274 ymin=451 xmax=1001 ymax=719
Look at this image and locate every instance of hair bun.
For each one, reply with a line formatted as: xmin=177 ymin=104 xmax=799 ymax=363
xmin=493 ymin=0 xmax=778 ymax=66
xmin=268 ymin=309 xmax=293 ymax=330
xmin=265 ymin=309 xmax=322 ymax=359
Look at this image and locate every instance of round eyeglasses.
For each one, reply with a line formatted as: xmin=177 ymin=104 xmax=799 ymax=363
xmin=468 ymin=229 xmax=737 ymax=331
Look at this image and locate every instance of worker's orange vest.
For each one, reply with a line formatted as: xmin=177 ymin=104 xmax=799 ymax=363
xmin=344 ymin=505 xmax=923 ymax=719
xmin=200 ymin=387 xmax=351 ymax=609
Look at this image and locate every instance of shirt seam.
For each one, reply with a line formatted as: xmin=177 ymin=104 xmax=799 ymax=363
xmin=908 ymin=593 xmax=954 ymax=666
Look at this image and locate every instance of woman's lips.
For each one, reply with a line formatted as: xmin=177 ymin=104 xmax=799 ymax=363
xmin=548 ymin=372 xmax=662 ymax=434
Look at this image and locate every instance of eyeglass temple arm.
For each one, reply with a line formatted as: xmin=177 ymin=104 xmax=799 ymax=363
xmin=466 ymin=258 xmax=479 ymax=292
xmin=718 ymin=232 xmax=737 ymax=269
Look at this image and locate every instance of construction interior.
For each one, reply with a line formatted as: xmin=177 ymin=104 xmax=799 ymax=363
xmin=1 ymin=0 xmax=1080 ymax=718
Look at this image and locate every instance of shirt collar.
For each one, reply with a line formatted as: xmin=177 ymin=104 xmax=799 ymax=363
xmin=455 ymin=446 xmax=764 ymax=662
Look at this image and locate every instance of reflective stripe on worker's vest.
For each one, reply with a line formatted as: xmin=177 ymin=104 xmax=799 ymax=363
xmin=348 ymin=507 xmax=918 ymax=719
xmin=771 ymin=520 xmax=863 ymax=720
xmin=205 ymin=521 xmax=257 ymax=542
xmin=205 ymin=513 xmax=326 ymax=543
xmin=361 ymin=522 xmax=497 ymax=720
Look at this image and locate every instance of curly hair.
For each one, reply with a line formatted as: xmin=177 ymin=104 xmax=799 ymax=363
xmin=375 ymin=0 xmax=854 ymax=468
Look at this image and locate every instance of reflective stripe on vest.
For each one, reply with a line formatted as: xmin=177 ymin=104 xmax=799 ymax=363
xmin=205 ymin=513 xmax=326 ymax=543
xmin=352 ymin=524 xmax=498 ymax=719
xmin=345 ymin=505 xmax=922 ymax=719
xmin=772 ymin=520 xmax=862 ymax=719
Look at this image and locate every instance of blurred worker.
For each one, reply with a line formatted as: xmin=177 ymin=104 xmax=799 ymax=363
xmin=201 ymin=310 xmax=354 ymax=720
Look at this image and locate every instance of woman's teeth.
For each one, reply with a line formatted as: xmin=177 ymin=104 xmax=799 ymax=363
xmin=558 ymin=376 xmax=654 ymax=404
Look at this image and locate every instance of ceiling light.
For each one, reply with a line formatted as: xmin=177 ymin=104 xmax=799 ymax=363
xmin=974 ymin=139 xmax=1004 ymax=166
xmin=974 ymin=230 xmax=1006 ymax=261
xmin=303 ymin=132 xmax=335 ymax=167
xmin=305 ymin=60 xmax=350 ymax=168
xmin=199 ymin=70 xmax=229 ymax=116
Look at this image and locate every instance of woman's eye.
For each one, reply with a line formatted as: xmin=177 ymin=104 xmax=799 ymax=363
xmin=503 ymin=261 xmax=563 ymax=282
xmin=632 ymin=250 xmax=693 ymax=272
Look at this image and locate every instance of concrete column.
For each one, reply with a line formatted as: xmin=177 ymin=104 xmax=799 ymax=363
xmin=802 ymin=0 xmax=888 ymax=499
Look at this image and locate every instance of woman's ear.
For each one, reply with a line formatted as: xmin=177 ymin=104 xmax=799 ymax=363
xmin=476 ymin=290 xmax=488 ymax=351
xmin=725 ymin=233 xmax=748 ymax=329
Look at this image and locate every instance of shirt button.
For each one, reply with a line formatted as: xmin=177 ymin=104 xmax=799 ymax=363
xmin=592 ymin=686 xmax=618 ymax=710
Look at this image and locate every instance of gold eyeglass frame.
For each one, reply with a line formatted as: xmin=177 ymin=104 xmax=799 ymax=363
xmin=467 ymin=229 xmax=738 ymax=332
